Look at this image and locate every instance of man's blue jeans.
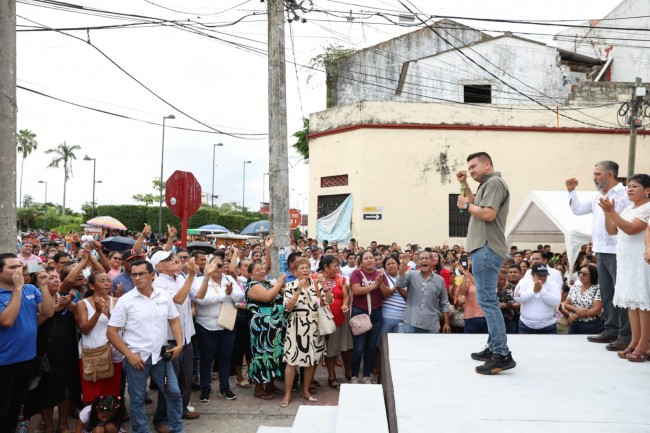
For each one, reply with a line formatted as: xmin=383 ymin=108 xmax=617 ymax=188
xmin=123 ymin=356 xmax=184 ymax=433
xmin=351 ymin=306 xmax=383 ymax=378
xmin=470 ymin=245 xmax=509 ymax=356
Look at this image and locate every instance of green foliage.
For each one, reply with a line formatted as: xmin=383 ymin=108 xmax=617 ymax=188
xmin=50 ymin=215 xmax=84 ymax=235
xmin=45 ymin=141 xmax=81 ymax=181
xmin=133 ymin=178 xmax=165 ymax=205
xmin=307 ymin=43 xmax=356 ymax=83
xmin=293 ymin=227 xmax=302 ymax=239
xmin=16 ymin=129 xmax=38 ymax=158
xmin=86 ymin=205 xmax=268 ymax=233
xmin=292 ymin=117 xmax=310 ymax=161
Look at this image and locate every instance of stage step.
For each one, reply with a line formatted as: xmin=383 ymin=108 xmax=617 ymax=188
xmin=291 ymin=405 xmax=338 ymax=433
xmin=256 ymin=426 xmax=292 ymax=433
xmin=335 ymin=384 xmax=388 ymax=433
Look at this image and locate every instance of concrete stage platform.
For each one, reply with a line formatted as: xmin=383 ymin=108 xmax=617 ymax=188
xmin=384 ymin=334 xmax=650 ymax=433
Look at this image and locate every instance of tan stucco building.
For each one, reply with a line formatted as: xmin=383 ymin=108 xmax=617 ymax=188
xmin=306 ymin=101 xmax=649 ymax=247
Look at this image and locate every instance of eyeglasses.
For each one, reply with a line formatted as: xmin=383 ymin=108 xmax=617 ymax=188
xmin=178 ymin=256 xmax=189 ymax=260
xmin=131 ymin=272 xmax=151 ymax=278
xmin=112 ymin=257 xmax=123 ymax=261
xmin=578 ymin=272 xmax=590 ymax=276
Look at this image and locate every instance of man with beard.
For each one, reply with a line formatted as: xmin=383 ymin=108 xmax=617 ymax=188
xmin=566 ymin=160 xmax=631 ymax=351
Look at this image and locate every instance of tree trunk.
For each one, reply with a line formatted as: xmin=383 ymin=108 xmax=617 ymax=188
xmin=0 ymin=1 xmax=17 ymax=250
xmin=62 ymin=171 xmax=67 ymax=216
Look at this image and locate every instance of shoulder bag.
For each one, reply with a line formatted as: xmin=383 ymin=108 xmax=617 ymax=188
xmin=315 ymin=278 xmax=336 ymax=336
xmin=216 ymin=277 xmax=237 ymax=331
xmin=82 ymin=342 xmax=114 ymax=383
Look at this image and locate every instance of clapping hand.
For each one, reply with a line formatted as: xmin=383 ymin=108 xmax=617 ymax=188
xmin=115 ymin=282 xmax=124 ymax=298
xmin=204 ymin=261 xmax=217 ymax=277
xmin=186 ymin=258 xmax=199 ymax=275
xmin=597 ymin=197 xmax=615 ymax=214
xmin=225 ymin=281 xmax=233 ymax=296
xmin=265 ymin=235 xmax=275 ymax=249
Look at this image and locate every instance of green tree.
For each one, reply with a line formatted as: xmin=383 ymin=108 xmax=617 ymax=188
xmin=292 ymin=117 xmax=310 ymax=161
xmin=307 ymin=43 xmax=356 ymax=108
xmin=132 ymin=178 xmax=165 ymax=206
xmin=16 ymin=129 xmax=38 ymax=209
xmin=45 ymin=141 xmax=81 ymax=216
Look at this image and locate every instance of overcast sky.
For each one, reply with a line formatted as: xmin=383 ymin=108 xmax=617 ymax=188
xmin=15 ymin=0 xmax=623 ymax=218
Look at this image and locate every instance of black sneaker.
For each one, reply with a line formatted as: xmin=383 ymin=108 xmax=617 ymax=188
xmin=199 ymin=388 xmax=211 ymax=402
xmin=475 ymin=352 xmax=516 ymax=375
xmin=219 ymin=388 xmax=237 ymax=400
xmin=470 ymin=347 xmax=493 ymax=362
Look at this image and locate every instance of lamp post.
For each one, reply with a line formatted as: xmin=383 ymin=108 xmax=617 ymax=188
xmin=212 ymin=143 xmax=223 ymax=207
xmin=242 ymin=160 xmax=252 ymax=210
xmin=262 ymin=172 xmax=269 ymax=203
xmin=38 ymin=180 xmax=47 ymax=228
xmin=83 ymin=155 xmax=97 ymax=218
xmin=159 ymin=114 xmax=175 ymax=237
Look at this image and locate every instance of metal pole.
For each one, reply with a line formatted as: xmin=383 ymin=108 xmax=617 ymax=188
xmin=91 ymin=158 xmax=96 ymax=218
xmin=212 ymin=145 xmax=216 ymax=207
xmin=159 ymin=114 xmax=174 ymax=237
xmin=159 ymin=117 xmax=166 ymax=237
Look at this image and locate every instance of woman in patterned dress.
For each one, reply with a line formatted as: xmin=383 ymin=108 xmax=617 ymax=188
xmin=281 ymin=258 xmax=333 ymax=407
xmin=245 ymin=262 xmax=286 ymax=400
xmin=600 ymin=173 xmax=650 ymax=362
xmin=559 ymin=264 xmax=602 ymax=334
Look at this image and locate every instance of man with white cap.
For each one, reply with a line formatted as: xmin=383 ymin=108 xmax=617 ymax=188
xmin=149 ymin=250 xmax=200 ymax=431
xmin=514 ymin=263 xmax=562 ymax=334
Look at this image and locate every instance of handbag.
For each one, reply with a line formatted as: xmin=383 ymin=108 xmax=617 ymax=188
xmin=218 ymin=302 xmax=238 ymax=331
xmin=33 ymin=354 xmax=52 ymax=378
xmin=349 ymin=293 xmax=373 ymax=336
xmin=82 ymin=343 xmax=114 ymax=383
xmin=215 ymin=277 xmax=237 ymax=331
xmin=318 ymin=305 xmax=336 ymax=335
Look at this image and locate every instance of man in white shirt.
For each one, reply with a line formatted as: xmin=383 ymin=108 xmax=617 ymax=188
xmin=514 ymin=263 xmax=562 ymax=334
xmin=340 ymin=252 xmax=357 ymax=278
xmin=518 ymin=251 xmax=563 ymax=289
xmin=566 ymin=160 xmax=631 ymax=350
xmin=309 ymin=247 xmax=321 ymax=273
xmin=150 ymin=251 xmax=200 ymax=429
xmin=80 ymin=230 xmax=94 ymax=248
xmin=107 ymin=260 xmax=185 ymax=433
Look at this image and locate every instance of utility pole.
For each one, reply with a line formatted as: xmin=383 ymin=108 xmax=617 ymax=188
xmin=627 ymin=77 xmax=644 ymax=179
xmin=268 ymin=0 xmax=290 ymax=275
xmin=0 ymin=1 xmax=17 ymax=252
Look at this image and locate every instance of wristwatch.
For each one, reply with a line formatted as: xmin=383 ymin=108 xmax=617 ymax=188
xmin=462 ymin=202 xmax=470 ymax=210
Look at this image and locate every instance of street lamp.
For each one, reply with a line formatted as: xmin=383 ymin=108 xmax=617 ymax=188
xmin=38 ymin=180 xmax=47 ymax=228
xmin=83 ymin=155 xmax=97 ymax=218
xmin=212 ymin=143 xmax=223 ymax=207
xmin=262 ymin=172 xmax=269 ymax=203
xmin=159 ymin=114 xmax=175 ymax=237
xmin=242 ymin=160 xmax=252 ymax=210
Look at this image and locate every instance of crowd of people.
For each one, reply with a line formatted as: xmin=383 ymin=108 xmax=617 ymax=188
xmin=2 ymin=157 xmax=649 ymax=433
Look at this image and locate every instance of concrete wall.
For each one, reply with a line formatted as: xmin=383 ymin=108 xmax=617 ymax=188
xmin=307 ymin=101 xmax=650 ymax=248
xmin=555 ymin=0 xmax=650 ymax=82
xmin=402 ymin=36 xmax=570 ymax=106
xmin=330 ymin=20 xmax=490 ymax=107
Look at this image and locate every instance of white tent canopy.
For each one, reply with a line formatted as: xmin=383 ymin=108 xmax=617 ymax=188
xmin=506 ymin=190 xmax=595 ymax=269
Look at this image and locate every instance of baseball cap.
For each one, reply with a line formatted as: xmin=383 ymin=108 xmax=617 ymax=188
xmin=218 ymin=244 xmax=226 ymax=249
xmin=150 ymin=250 xmax=173 ymax=269
xmin=531 ymin=263 xmax=549 ymax=276
xmin=121 ymin=249 xmax=144 ymax=262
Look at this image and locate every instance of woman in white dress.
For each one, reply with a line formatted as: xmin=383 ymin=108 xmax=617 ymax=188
xmin=599 ymin=173 xmax=650 ymax=362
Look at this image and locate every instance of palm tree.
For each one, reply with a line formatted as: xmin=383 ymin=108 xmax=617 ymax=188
xmin=45 ymin=141 xmax=81 ymax=215
xmin=16 ymin=129 xmax=38 ymax=208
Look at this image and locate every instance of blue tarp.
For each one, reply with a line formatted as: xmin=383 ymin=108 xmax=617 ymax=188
xmin=316 ymin=195 xmax=352 ymax=243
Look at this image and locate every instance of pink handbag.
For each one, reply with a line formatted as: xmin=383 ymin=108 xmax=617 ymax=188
xmin=349 ymin=293 xmax=372 ymax=336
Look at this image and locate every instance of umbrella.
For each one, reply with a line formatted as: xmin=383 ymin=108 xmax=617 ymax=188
xmin=87 ymin=216 xmax=127 ymax=231
xmin=196 ymin=224 xmax=230 ymax=233
xmin=240 ymin=220 xmax=270 ymax=236
xmin=186 ymin=241 xmax=216 ymax=254
xmin=101 ymin=236 xmax=136 ymax=252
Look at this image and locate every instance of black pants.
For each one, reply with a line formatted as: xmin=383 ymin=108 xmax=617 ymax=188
xmin=0 ymin=358 xmax=35 ymax=433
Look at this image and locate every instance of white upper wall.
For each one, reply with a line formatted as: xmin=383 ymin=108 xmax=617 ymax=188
xmin=402 ymin=36 xmax=571 ymax=106
xmin=555 ymin=0 xmax=650 ymax=82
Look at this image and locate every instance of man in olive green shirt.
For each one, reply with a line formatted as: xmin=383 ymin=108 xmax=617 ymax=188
xmin=457 ymin=152 xmax=516 ymax=375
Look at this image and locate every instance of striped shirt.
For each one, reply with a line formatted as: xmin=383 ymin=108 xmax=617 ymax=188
xmin=382 ymin=273 xmax=406 ymax=320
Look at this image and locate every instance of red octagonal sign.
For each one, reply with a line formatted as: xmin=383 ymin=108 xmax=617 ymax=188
xmin=165 ymin=170 xmax=202 ymax=247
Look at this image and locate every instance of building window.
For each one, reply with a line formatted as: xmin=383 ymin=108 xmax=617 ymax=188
xmin=449 ymin=194 xmax=470 ymax=237
xmin=318 ymin=194 xmax=349 ymax=218
xmin=464 ymin=84 xmax=491 ymax=104
xmin=321 ymin=174 xmax=348 ymax=188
